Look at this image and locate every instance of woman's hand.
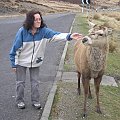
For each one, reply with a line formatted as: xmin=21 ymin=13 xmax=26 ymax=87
xmin=71 ymin=33 xmax=83 ymax=40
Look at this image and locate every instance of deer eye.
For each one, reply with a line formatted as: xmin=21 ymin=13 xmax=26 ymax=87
xmin=99 ymin=34 xmax=103 ymax=36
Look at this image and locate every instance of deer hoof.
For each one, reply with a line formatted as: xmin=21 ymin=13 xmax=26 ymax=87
xmin=96 ymin=107 xmax=102 ymax=114
xmin=82 ymin=113 xmax=87 ymax=118
xmin=88 ymin=95 xmax=92 ymax=99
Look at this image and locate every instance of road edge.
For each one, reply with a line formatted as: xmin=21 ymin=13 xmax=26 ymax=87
xmin=40 ymin=14 xmax=76 ymax=120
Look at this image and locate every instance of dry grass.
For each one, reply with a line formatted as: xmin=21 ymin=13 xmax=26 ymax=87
xmin=104 ymin=12 xmax=120 ymax=21
xmin=91 ymin=12 xmax=120 ymax=30
xmin=28 ymin=0 xmax=82 ymax=13
xmin=91 ymin=12 xmax=120 ymax=53
xmin=93 ymin=13 xmax=102 ymax=20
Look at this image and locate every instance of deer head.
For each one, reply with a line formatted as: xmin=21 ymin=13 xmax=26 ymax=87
xmin=82 ymin=24 xmax=112 ymax=46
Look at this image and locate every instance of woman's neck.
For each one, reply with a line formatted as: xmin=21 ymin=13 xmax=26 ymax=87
xmin=31 ymin=27 xmax=37 ymax=35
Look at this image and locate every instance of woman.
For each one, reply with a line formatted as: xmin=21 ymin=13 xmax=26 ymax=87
xmin=9 ymin=10 xmax=83 ymax=109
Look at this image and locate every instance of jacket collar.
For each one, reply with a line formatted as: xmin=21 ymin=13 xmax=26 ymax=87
xmin=28 ymin=28 xmax=40 ymax=34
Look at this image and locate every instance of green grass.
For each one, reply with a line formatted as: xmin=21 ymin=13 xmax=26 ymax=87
xmin=50 ymin=82 xmax=120 ymax=120
xmin=49 ymin=85 xmax=61 ymax=120
xmin=72 ymin=14 xmax=89 ymax=35
xmin=106 ymin=53 xmax=120 ymax=77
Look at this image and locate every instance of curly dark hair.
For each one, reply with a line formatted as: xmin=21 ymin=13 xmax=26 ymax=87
xmin=23 ymin=10 xmax=46 ymax=30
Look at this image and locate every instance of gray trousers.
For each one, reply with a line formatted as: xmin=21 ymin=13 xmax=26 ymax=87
xmin=16 ymin=66 xmax=40 ymax=104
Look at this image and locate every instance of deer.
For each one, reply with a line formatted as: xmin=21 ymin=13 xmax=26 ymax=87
xmin=74 ymin=23 xmax=112 ymax=118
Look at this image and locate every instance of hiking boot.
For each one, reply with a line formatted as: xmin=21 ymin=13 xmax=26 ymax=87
xmin=32 ymin=103 xmax=41 ymax=109
xmin=17 ymin=102 xmax=25 ymax=109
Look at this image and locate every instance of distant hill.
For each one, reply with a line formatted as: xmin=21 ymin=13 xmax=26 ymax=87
xmin=0 ymin=0 xmax=119 ymax=16
xmin=49 ymin=0 xmax=81 ymax=4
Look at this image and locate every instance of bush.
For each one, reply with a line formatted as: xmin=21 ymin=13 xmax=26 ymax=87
xmin=103 ymin=19 xmax=119 ymax=30
xmin=116 ymin=17 xmax=120 ymax=21
xmin=93 ymin=14 xmax=101 ymax=20
xmin=109 ymin=40 xmax=117 ymax=53
xmin=108 ymin=33 xmax=118 ymax=53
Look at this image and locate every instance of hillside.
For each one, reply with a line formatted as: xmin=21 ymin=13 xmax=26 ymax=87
xmin=0 ymin=0 xmax=120 ymax=16
xmin=0 ymin=0 xmax=80 ymax=16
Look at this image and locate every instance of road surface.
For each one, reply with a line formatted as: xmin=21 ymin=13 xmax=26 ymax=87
xmin=0 ymin=12 xmax=75 ymax=120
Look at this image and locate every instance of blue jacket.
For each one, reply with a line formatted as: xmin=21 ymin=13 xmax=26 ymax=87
xmin=9 ymin=26 xmax=72 ymax=68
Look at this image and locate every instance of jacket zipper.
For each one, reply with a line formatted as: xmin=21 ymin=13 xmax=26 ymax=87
xmin=31 ymin=35 xmax=35 ymax=68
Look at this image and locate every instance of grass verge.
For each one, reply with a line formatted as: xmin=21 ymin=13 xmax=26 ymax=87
xmin=49 ymin=81 xmax=120 ymax=120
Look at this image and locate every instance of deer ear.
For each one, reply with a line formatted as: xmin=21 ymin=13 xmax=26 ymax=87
xmin=103 ymin=27 xmax=112 ymax=35
xmin=107 ymin=28 xmax=113 ymax=35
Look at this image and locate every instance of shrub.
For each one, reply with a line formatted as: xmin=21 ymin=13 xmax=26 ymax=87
xmin=93 ymin=14 xmax=101 ymax=20
xmin=109 ymin=40 xmax=117 ymax=53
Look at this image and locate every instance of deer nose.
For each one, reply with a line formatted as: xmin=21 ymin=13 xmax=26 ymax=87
xmin=82 ymin=37 xmax=88 ymax=43
xmin=82 ymin=36 xmax=92 ymax=45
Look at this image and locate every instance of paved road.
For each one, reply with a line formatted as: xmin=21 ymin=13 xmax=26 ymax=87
xmin=0 ymin=13 xmax=75 ymax=120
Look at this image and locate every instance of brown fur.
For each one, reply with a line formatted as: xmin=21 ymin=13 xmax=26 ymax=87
xmin=74 ymin=25 xmax=109 ymax=117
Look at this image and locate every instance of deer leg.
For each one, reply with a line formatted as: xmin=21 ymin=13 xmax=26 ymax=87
xmin=77 ymin=71 xmax=81 ymax=95
xmin=82 ymin=78 xmax=90 ymax=118
xmin=88 ymin=85 xmax=92 ymax=99
xmin=94 ymin=77 xmax=102 ymax=114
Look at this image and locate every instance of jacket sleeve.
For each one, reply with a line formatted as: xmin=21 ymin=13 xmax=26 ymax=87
xmin=9 ymin=28 xmax=23 ymax=68
xmin=44 ymin=28 xmax=72 ymax=42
